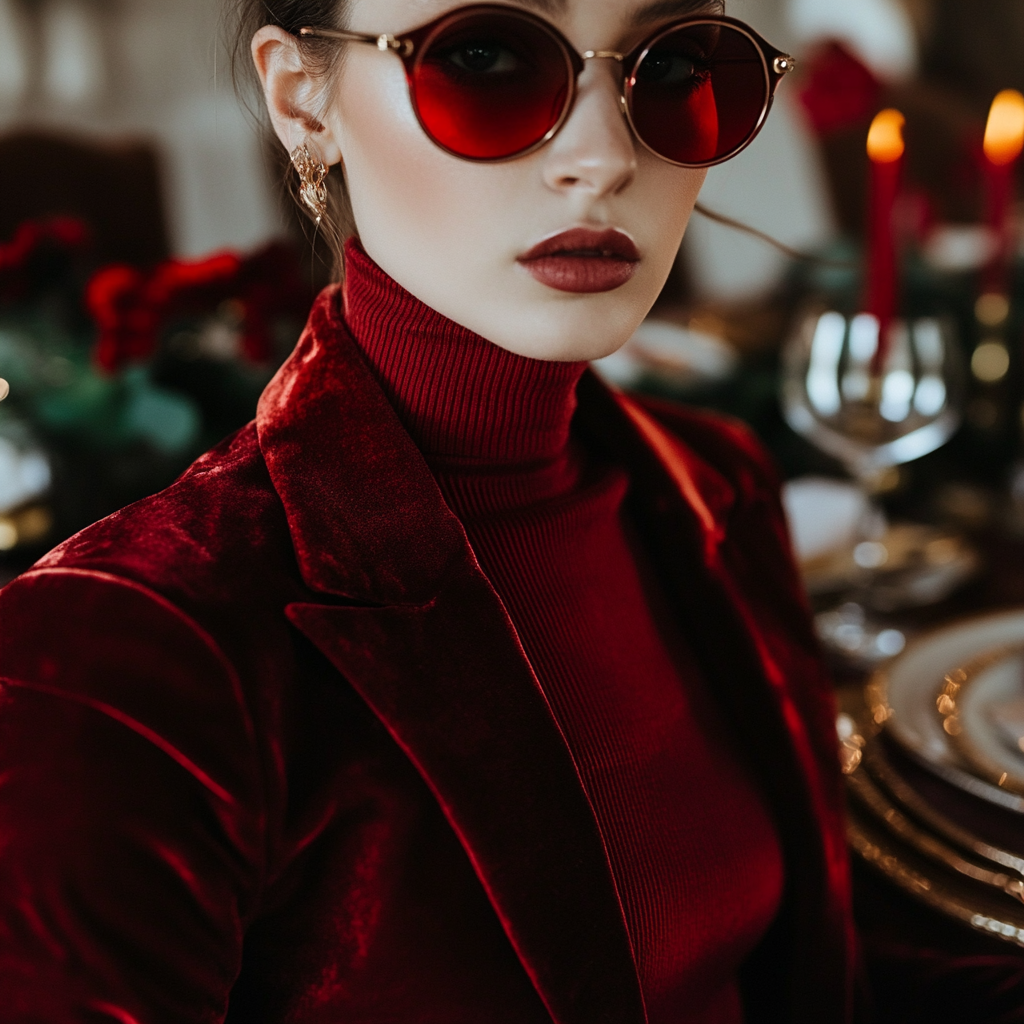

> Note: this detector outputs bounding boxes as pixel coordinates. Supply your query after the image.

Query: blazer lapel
[575,373,853,1022]
[257,292,645,1024]
[287,572,645,1024]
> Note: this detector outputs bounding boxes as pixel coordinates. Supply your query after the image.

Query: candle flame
[867,109,906,163]
[984,90,1024,166]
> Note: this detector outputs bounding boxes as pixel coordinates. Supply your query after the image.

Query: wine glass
[780,308,966,663]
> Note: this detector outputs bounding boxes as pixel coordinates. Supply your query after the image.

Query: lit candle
[981,89,1024,299]
[865,109,906,371]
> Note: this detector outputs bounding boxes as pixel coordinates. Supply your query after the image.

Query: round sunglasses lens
[629,23,768,165]
[410,11,572,160]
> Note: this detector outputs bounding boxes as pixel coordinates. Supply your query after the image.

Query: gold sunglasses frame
[298,5,796,167]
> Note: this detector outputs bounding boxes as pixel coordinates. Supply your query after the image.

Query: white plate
[956,648,1024,793]
[881,608,1024,811]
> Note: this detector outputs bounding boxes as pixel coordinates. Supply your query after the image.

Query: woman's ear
[251,25,343,165]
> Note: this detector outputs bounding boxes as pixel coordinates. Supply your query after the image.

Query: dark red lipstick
[517,228,640,293]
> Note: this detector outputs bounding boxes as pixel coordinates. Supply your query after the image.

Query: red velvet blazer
[0,287,854,1023]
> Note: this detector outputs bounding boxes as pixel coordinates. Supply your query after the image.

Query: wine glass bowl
[781,307,968,665]
[782,309,964,484]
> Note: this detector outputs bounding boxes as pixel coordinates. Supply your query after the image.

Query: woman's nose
[541,60,637,198]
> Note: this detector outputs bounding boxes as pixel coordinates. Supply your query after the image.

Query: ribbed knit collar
[342,240,588,480]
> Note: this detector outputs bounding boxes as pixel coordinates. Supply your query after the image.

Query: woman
[0,0,854,1020]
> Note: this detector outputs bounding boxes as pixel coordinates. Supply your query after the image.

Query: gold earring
[290,143,328,224]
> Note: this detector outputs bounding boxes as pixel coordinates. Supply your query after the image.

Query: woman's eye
[636,52,701,86]
[442,40,521,74]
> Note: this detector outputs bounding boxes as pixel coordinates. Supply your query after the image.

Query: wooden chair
[0,128,170,266]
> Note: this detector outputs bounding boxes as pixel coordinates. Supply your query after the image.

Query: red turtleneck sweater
[343,241,783,1024]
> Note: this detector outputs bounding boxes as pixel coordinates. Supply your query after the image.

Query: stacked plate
[842,608,1024,947]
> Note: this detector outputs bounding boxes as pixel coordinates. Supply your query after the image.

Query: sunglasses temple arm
[298,26,413,55]
[693,204,854,268]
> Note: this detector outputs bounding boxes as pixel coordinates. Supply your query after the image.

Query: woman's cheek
[335,58,472,254]
[632,163,706,291]
[648,163,706,258]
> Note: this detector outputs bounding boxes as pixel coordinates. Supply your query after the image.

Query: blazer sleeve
[0,568,266,1023]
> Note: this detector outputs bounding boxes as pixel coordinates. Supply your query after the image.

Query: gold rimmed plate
[867,608,1024,812]
[848,797,1024,948]
[846,753,1024,906]
[839,708,1024,945]
[935,644,1024,797]
[860,739,1024,879]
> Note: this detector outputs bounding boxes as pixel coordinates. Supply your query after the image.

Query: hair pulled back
[230,0,353,274]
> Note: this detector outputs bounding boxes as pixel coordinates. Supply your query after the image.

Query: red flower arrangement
[0,217,91,303]
[86,242,312,373]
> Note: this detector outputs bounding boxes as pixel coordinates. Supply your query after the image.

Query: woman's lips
[517,228,640,294]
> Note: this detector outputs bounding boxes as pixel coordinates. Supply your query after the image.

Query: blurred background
[5,0,1024,988]
[0,0,281,257]
[0,0,1023,632]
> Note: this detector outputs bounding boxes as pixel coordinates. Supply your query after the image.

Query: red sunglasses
[299,5,795,166]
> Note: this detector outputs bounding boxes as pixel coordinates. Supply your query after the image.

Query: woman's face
[257,0,718,361]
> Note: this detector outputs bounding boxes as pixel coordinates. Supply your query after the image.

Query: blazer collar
[256,286,466,606]
[256,287,735,608]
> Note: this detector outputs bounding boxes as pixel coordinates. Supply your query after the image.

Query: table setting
[839,609,1024,947]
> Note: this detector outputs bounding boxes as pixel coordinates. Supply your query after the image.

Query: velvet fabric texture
[0,275,854,1022]
[345,239,785,1024]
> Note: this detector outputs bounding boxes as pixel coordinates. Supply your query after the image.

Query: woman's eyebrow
[498,0,725,21]
[500,0,564,15]
[629,0,726,27]
[471,0,729,25]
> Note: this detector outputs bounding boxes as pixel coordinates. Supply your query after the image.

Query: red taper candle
[981,89,1024,298]
[865,109,906,372]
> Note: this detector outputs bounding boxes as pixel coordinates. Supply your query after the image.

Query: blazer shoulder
[630,394,783,502]
[0,566,267,1016]
[0,566,262,815]
[33,422,301,612]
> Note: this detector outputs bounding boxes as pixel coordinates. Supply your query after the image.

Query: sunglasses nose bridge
[576,50,630,123]
[581,50,625,62]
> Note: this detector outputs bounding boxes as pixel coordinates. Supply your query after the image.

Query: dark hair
[229,0,353,276]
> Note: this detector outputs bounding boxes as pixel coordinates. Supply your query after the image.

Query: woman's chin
[481,322,639,363]
[381,260,651,363]
[478,294,646,363]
